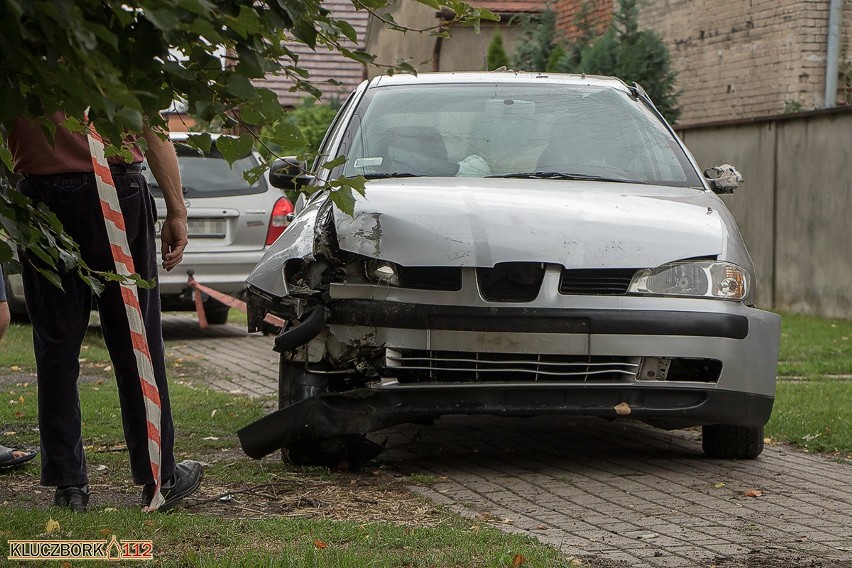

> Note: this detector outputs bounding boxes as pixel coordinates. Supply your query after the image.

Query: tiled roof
[469,0,546,14]
[256,0,369,107]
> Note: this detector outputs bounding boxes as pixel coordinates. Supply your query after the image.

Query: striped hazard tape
[186,271,285,330]
[86,124,165,512]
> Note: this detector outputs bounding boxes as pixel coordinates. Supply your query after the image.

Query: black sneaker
[53,484,90,512]
[141,460,202,512]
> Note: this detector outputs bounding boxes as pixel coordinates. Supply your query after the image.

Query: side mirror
[704,164,743,194]
[269,157,313,191]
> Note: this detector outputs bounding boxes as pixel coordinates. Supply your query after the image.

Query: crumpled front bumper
[238,382,773,459]
[238,297,780,459]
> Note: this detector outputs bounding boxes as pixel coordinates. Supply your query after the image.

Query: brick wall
[255,0,368,107]
[556,0,852,124]
[555,0,613,38]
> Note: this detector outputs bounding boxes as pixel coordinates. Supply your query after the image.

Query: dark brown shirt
[9,112,143,175]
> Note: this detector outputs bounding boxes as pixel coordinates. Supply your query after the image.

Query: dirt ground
[0,371,441,526]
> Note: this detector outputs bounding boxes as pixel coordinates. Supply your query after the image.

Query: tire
[277,358,382,468]
[702,424,765,459]
[202,299,230,325]
[278,357,329,409]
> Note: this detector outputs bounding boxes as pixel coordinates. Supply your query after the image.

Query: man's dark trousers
[20,168,176,487]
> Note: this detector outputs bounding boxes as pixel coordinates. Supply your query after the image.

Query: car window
[143,144,265,198]
[312,88,362,181]
[339,83,702,188]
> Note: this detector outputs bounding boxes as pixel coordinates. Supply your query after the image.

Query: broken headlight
[628,261,748,301]
[364,259,400,286]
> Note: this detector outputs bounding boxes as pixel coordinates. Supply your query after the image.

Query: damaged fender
[246,196,328,298]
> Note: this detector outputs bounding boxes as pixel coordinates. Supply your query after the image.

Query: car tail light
[265,197,294,245]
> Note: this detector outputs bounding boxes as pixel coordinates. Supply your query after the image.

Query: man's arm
[141,127,187,271]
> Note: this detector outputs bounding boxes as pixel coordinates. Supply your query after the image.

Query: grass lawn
[0,323,570,567]
[767,314,852,455]
[776,313,852,378]
[1,310,849,564]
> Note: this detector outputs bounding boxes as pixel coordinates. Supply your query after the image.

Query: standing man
[0,265,37,468]
[7,114,202,512]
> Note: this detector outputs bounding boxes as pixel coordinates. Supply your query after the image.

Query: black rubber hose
[273,306,328,354]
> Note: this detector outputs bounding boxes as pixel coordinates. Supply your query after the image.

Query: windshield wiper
[487,172,647,184]
[360,172,424,180]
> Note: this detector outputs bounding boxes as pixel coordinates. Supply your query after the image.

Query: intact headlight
[628,261,749,301]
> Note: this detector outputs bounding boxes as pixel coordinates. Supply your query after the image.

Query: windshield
[144,144,265,198]
[339,83,702,188]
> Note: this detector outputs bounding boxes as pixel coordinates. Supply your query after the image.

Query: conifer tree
[486,31,510,70]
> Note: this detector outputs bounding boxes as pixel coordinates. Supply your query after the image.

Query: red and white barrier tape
[86,124,164,512]
[186,273,285,330]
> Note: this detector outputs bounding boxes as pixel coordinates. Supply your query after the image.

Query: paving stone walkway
[162,314,277,398]
[162,315,852,568]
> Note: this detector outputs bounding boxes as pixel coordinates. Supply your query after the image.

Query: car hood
[333,178,732,269]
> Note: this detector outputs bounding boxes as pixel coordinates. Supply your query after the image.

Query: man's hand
[142,126,187,271]
[160,214,188,271]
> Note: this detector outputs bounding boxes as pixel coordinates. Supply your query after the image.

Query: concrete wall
[679,108,852,318]
[365,4,530,78]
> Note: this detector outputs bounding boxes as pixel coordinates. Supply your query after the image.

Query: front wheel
[702,424,765,459]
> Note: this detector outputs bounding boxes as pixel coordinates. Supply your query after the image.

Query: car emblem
[184,200,191,208]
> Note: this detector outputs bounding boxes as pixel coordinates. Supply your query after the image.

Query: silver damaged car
[238,72,781,466]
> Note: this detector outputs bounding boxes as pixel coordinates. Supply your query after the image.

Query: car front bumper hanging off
[237,383,774,459]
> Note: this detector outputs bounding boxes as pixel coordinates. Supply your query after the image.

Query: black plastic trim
[239,386,773,459]
[328,301,749,339]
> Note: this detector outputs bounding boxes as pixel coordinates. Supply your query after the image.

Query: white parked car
[4,134,293,324]
[147,134,293,323]
[237,72,781,465]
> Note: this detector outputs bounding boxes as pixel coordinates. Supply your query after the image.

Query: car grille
[559,268,637,295]
[385,349,639,383]
[399,267,462,291]
[477,263,546,302]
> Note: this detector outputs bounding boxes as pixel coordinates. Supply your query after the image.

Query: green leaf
[243,164,265,186]
[240,106,265,126]
[109,4,135,26]
[322,155,347,170]
[80,273,105,296]
[269,119,308,153]
[335,20,358,44]
[185,133,213,155]
[395,61,418,75]
[115,107,144,132]
[327,175,367,197]
[329,187,356,216]
[162,60,193,80]
[35,266,63,290]
[177,0,214,16]
[72,27,98,50]
[226,73,258,100]
[0,240,12,263]
[145,9,181,32]
[0,146,13,172]
[234,6,262,36]
[340,48,376,65]
[216,135,254,165]
[291,19,318,50]
[82,21,119,50]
